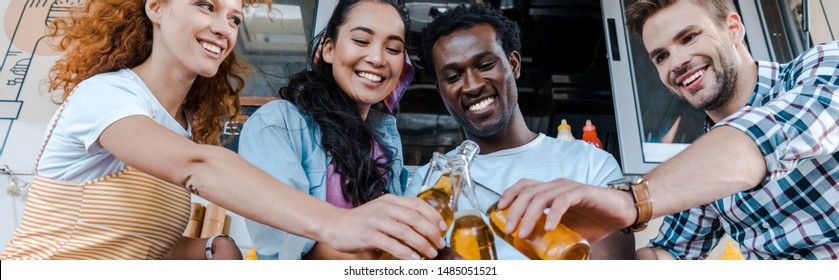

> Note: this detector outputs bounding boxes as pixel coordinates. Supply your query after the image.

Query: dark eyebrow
[438,51,497,73]
[350,26,375,35]
[387,35,405,45]
[648,48,664,60]
[647,24,701,60]
[673,25,701,43]
[350,26,405,44]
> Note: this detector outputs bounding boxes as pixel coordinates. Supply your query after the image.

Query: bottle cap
[557,119,572,131]
[583,119,596,132]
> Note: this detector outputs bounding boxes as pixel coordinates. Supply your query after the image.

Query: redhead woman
[0,0,443,260]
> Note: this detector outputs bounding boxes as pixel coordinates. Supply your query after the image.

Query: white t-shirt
[37,69,192,182]
[406,134,623,260]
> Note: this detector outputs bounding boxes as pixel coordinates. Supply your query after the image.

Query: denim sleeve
[238,103,318,260]
[648,205,726,259]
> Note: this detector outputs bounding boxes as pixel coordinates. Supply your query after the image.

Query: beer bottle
[415,152,457,231]
[456,140,480,163]
[451,210,498,260]
[415,140,479,233]
[486,201,590,260]
[377,152,457,260]
[449,154,497,260]
[377,141,480,260]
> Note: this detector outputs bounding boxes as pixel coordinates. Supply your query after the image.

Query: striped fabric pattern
[0,168,190,260]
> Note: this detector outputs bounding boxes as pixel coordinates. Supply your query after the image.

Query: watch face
[609,176,641,185]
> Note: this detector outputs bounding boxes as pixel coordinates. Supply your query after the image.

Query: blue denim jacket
[238,100,407,260]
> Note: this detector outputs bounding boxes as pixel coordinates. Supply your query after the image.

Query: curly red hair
[46,0,269,145]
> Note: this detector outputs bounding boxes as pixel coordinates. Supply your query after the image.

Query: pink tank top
[325,140,389,208]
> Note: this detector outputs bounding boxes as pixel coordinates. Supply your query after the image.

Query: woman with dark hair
[0,0,442,260]
[238,0,437,259]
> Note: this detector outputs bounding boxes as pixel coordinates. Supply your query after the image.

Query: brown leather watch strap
[627,179,652,233]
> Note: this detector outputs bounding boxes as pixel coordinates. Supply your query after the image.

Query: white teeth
[468,97,495,111]
[357,72,383,83]
[201,42,221,54]
[682,69,704,86]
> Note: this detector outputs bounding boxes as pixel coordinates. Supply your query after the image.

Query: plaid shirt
[650,41,839,260]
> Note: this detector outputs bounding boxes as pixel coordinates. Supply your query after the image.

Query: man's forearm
[644,126,766,219]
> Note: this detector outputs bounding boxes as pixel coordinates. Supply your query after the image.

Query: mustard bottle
[720,242,744,260]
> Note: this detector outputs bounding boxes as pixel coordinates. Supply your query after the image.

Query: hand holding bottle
[323,194,447,260]
[496,178,637,244]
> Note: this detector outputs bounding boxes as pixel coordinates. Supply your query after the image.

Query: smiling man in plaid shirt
[495,0,837,260]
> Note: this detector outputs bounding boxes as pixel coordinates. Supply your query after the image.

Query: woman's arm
[99,116,445,260]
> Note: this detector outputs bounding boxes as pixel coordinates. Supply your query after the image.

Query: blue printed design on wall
[1,1,82,156]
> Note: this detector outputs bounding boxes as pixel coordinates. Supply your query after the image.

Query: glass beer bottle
[377,141,480,260]
[416,152,456,231]
[377,152,455,260]
[486,201,590,260]
[449,153,497,260]
[451,210,498,260]
[416,140,479,233]
[456,140,480,163]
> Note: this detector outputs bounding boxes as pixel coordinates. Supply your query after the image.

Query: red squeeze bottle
[581,119,603,149]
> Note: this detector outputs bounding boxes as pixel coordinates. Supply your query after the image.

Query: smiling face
[431,24,521,138]
[642,0,741,111]
[321,2,406,115]
[150,0,243,78]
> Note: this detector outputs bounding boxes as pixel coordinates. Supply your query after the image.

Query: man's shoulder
[783,41,839,75]
[540,137,614,158]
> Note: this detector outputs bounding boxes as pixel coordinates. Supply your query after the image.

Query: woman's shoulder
[66,69,150,106]
[71,69,149,102]
[77,69,143,91]
[247,99,313,130]
[251,99,304,119]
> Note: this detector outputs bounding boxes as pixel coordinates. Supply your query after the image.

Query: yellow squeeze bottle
[556,119,575,141]
[244,248,259,260]
[720,242,744,260]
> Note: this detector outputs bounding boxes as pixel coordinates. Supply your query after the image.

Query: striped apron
[0,88,190,260]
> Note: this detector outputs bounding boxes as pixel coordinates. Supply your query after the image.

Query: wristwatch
[205,234,233,260]
[607,176,652,233]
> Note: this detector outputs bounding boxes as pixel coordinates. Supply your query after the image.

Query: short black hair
[419,4,521,79]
